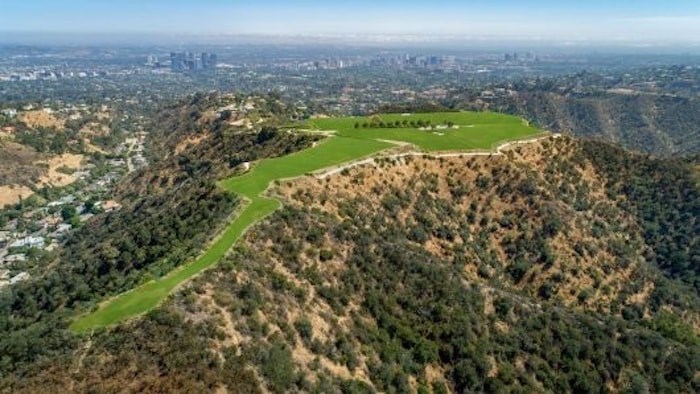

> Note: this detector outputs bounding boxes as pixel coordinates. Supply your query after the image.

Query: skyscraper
[201,53,218,70]
[170,52,217,72]
[170,52,186,72]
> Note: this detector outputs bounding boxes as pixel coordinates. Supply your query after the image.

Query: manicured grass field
[70,137,391,332]
[71,111,541,332]
[309,112,542,152]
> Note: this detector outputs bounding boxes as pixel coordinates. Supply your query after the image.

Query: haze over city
[1,0,699,46]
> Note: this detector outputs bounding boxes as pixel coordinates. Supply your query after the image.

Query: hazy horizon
[1,0,699,47]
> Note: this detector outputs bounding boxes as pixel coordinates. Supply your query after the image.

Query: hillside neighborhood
[0,105,147,288]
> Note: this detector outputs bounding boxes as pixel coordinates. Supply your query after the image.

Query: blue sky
[1,1,699,42]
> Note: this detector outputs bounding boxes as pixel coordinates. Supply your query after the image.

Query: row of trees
[354,117,455,130]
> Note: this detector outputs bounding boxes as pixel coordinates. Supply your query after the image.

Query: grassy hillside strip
[70,137,391,331]
[71,111,541,331]
[0,95,319,375]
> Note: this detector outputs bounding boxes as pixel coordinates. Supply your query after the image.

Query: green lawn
[70,111,541,332]
[309,112,542,152]
[70,137,391,332]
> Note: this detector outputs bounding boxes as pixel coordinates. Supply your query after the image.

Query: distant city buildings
[202,53,218,70]
[146,54,161,68]
[505,52,537,62]
[169,52,217,73]
[143,52,218,73]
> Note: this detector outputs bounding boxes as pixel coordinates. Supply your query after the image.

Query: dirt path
[69,336,93,391]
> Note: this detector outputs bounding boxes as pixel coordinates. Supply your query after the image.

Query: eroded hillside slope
[9,136,699,393]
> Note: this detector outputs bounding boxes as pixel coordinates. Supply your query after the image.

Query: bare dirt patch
[82,140,107,154]
[0,142,44,186]
[175,133,209,155]
[37,153,85,187]
[20,110,64,130]
[79,122,109,136]
[0,185,34,207]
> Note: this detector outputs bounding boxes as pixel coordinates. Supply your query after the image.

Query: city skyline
[0,1,699,45]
